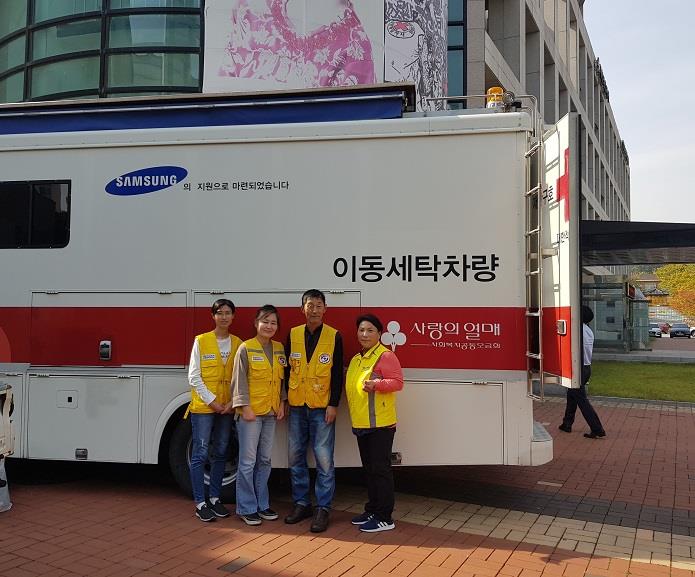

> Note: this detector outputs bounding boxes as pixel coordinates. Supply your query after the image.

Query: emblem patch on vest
[202,354,216,360]
[319,353,331,364]
[277,356,287,366]
[251,355,264,362]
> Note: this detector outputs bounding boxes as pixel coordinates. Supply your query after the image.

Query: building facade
[0,0,628,222]
[472,0,630,223]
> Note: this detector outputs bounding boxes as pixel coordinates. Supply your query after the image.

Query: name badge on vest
[289,352,302,359]
[251,355,264,362]
[318,353,331,364]
[202,354,216,360]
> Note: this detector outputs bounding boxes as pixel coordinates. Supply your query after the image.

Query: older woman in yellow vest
[187,299,241,522]
[346,313,404,533]
[230,304,287,526]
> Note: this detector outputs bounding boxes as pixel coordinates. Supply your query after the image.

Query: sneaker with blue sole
[359,517,395,533]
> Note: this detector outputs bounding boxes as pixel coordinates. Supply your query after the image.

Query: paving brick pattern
[1,396,695,576]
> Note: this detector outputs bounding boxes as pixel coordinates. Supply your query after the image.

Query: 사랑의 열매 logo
[105,166,188,196]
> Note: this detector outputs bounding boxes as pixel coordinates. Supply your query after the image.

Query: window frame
[0,179,71,249]
[0,0,203,102]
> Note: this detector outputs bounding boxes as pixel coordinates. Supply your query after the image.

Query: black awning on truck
[582,220,695,265]
[0,83,416,136]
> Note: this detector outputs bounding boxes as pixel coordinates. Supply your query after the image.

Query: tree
[654,264,695,294]
[669,290,695,319]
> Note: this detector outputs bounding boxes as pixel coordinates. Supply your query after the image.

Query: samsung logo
[106,166,188,196]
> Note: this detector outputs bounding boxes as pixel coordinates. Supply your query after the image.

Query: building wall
[0,1,203,102]
[0,0,628,223]
[470,0,630,223]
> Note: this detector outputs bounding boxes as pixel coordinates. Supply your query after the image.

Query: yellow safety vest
[189,331,241,414]
[345,343,397,428]
[242,337,285,416]
[287,324,337,408]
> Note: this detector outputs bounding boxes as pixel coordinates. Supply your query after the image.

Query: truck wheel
[168,417,238,502]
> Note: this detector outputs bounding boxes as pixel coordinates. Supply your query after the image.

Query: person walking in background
[346,314,403,533]
[187,299,241,522]
[230,305,287,526]
[284,289,343,533]
[559,305,606,439]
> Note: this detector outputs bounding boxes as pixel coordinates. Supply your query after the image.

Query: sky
[583,1,694,223]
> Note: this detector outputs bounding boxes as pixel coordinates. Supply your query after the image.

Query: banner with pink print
[203,0,384,92]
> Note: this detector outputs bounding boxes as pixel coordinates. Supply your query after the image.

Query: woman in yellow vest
[187,299,241,522]
[346,313,404,533]
[230,304,287,526]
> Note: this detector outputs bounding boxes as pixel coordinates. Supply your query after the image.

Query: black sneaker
[558,424,571,433]
[208,500,230,518]
[195,504,216,522]
[258,508,279,521]
[239,513,262,526]
[360,517,395,533]
[351,511,373,525]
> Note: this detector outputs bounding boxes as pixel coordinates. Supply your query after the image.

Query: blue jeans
[189,412,234,505]
[288,406,336,509]
[235,415,276,515]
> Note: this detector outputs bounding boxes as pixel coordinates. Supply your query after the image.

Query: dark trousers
[562,365,605,434]
[356,427,396,522]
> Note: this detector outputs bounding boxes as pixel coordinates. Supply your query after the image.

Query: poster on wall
[203,0,385,93]
[384,0,448,111]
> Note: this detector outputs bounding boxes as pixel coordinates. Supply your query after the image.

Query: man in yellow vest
[284,289,344,532]
[187,299,241,522]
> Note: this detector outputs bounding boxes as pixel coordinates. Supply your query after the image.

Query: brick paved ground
[2,396,695,577]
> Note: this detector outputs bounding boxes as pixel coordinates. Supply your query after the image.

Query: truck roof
[0,83,417,136]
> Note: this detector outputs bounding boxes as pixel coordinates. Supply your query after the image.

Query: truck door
[541,113,581,389]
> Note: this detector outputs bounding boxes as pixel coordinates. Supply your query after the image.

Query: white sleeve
[188,339,217,405]
[583,324,594,365]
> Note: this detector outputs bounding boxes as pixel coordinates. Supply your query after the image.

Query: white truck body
[0,87,579,493]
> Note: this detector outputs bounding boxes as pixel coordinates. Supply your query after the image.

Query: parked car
[669,323,691,338]
[691,326,695,338]
[649,323,662,338]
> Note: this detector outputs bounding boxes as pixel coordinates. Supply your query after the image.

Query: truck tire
[168,417,239,503]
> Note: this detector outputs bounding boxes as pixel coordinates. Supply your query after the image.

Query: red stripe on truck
[0,306,554,371]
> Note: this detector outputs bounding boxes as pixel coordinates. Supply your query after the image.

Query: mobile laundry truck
[0,84,581,499]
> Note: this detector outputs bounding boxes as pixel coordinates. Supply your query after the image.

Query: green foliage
[590,361,695,402]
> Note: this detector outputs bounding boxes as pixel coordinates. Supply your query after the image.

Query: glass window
[110,0,200,8]
[109,14,200,48]
[0,71,24,103]
[447,50,464,96]
[0,181,70,248]
[108,52,198,87]
[0,36,26,73]
[448,26,464,47]
[34,0,101,24]
[30,56,100,98]
[448,1,465,22]
[32,19,101,60]
[0,2,27,39]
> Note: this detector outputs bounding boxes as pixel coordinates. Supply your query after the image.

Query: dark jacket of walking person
[559,305,606,439]
[346,314,403,533]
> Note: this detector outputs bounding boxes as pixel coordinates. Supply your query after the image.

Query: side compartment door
[541,113,581,388]
[27,373,140,462]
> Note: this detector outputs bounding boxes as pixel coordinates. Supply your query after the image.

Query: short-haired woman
[345,313,403,532]
[230,305,287,525]
[187,299,241,522]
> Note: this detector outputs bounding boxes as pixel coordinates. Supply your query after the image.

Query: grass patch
[590,361,695,402]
